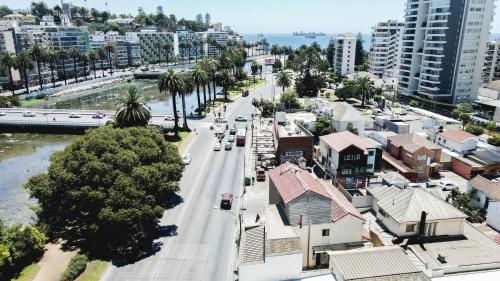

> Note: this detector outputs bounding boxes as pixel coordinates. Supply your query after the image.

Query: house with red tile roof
[268,162,367,268]
[436,130,478,154]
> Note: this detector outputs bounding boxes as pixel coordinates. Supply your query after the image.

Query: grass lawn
[165,131,189,147]
[11,264,40,281]
[75,260,110,281]
[228,79,266,100]
[20,98,45,107]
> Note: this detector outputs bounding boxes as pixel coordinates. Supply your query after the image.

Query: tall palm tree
[97,48,106,77]
[163,42,172,65]
[186,42,193,64]
[14,52,34,94]
[0,52,17,94]
[191,66,208,115]
[352,76,375,107]
[28,44,45,91]
[56,48,68,85]
[68,47,81,83]
[115,87,151,128]
[178,42,186,64]
[45,50,58,88]
[81,52,89,81]
[158,69,184,131]
[103,45,115,76]
[192,40,199,62]
[88,51,98,79]
[179,73,194,130]
[276,70,293,92]
[217,69,235,103]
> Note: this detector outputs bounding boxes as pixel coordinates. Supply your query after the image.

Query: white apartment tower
[334,32,357,76]
[370,20,404,77]
[483,41,500,84]
[398,0,495,105]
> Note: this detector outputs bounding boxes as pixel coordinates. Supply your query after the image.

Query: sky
[4,0,500,34]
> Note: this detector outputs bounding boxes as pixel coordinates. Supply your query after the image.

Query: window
[328,148,332,157]
[417,155,427,161]
[322,229,330,236]
[367,164,374,170]
[406,224,416,233]
[368,150,375,156]
[342,168,352,175]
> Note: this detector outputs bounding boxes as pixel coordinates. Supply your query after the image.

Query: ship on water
[293,31,326,38]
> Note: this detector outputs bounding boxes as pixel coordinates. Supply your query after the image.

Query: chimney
[418,211,427,239]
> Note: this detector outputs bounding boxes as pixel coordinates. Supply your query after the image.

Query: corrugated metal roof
[268,162,331,204]
[469,175,500,201]
[241,226,264,264]
[368,186,467,223]
[330,246,425,280]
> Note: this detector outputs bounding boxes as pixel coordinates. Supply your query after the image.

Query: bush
[244,177,251,186]
[465,125,484,136]
[280,90,301,109]
[409,100,419,107]
[60,254,88,281]
[488,136,500,146]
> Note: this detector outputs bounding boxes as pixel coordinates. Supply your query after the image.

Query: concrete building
[468,174,500,231]
[451,147,500,179]
[319,131,382,188]
[435,130,478,154]
[483,41,500,84]
[177,28,205,61]
[127,42,141,66]
[0,29,19,91]
[274,117,314,166]
[368,131,397,148]
[126,31,178,65]
[370,20,404,77]
[334,33,357,76]
[398,0,496,105]
[205,29,228,56]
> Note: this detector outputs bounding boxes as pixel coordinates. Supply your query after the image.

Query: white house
[317,102,373,136]
[468,175,500,231]
[436,130,478,154]
[368,131,397,148]
[368,186,467,237]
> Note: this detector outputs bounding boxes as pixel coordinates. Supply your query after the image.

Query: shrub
[488,136,500,146]
[409,100,419,107]
[60,254,88,281]
[465,125,484,136]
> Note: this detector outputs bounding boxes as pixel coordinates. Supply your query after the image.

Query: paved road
[100,73,278,281]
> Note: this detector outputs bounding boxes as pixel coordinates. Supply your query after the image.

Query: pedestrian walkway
[33,242,77,281]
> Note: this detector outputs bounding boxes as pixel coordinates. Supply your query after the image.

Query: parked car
[22,111,36,117]
[215,118,228,123]
[214,143,222,151]
[164,115,175,121]
[426,182,438,189]
[182,154,192,165]
[439,180,455,191]
[228,135,235,142]
[92,113,105,119]
[0,111,6,116]
[69,113,81,118]
[220,193,233,210]
[406,183,421,188]
[235,115,247,122]
[225,142,232,150]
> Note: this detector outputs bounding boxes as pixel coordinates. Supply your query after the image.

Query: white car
[165,115,175,121]
[228,135,235,142]
[235,115,247,122]
[182,154,192,165]
[69,113,81,118]
[214,143,222,151]
[225,142,232,150]
[439,181,455,191]
[0,111,6,116]
[22,111,36,117]
[406,183,421,188]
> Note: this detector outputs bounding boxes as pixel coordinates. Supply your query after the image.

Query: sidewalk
[33,242,77,281]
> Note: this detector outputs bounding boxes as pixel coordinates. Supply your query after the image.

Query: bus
[236,129,246,146]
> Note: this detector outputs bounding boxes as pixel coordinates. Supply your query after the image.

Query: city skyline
[5,0,500,34]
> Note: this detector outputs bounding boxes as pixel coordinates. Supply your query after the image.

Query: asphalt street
[101,71,278,281]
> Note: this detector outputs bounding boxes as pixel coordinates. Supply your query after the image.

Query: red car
[220,193,233,210]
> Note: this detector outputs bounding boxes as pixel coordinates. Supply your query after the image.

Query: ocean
[241,33,371,50]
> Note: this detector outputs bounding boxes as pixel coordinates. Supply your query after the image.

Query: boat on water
[293,31,326,37]
[305,35,316,39]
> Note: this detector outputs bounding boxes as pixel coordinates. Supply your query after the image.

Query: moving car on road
[0,111,6,116]
[69,113,82,118]
[214,143,222,151]
[22,111,36,117]
[439,180,455,191]
[220,193,233,210]
[256,167,266,181]
[229,127,237,135]
[236,129,246,146]
[92,112,105,119]
[228,135,235,142]
[182,154,192,165]
[225,142,232,150]
[164,115,175,121]
[235,115,247,122]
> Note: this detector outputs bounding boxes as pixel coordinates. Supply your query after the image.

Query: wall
[486,201,500,231]
[277,135,314,166]
[239,252,303,281]
[288,192,331,225]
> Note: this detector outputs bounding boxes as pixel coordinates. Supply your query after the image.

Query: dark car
[229,127,237,135]
[220,193,233,210]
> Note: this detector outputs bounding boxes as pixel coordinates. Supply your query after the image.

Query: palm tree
[276,70,293,92]
[191,66,208,115]
[0,52,17,94]
[97,48,106,77]
[68,47,81,83]
[45,50,58,88]
[217,69,235,103]
[56,48,68,85]
[352,77,375,107]
[186,42,193,64]
[178,42,186,64]
[28,44,45,91]
[88,51,98,79]
[179,73,194,130]
[115,87,151,128]
[158,69,184,131]
[163,42,172,65]
[192,40,200,62]
[81,52,89,81]
[14,52,34,94]
[103,45,114,76]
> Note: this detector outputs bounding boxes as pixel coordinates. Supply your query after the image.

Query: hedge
[60,254,88,281]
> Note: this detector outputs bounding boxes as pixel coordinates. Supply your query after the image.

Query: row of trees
[0,44,115,94]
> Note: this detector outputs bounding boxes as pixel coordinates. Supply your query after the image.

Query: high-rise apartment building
[205,30,228,56]
[398,0,495,105]
[370,20,404,77]
[334,32,357,76]
[126,30,178,64]
[483,41,500,84]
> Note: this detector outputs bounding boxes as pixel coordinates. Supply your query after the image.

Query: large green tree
[115,87,152,128]
[26,126,184,258]
[352,77,374,107]
[276,70,293,92]
[354,32,365,66]
[314,115,336,142]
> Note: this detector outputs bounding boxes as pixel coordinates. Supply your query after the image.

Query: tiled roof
[269,162,331,204]
[330,246,428,281]
[470,175,500,201]
[368,186,467,223]
[320,131,379,153]
[438,130,477,143]
[387,133,441,153]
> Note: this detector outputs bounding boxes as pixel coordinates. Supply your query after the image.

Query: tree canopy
[26,126,184,259]
[280,90,301,109]
[313,115,336,142]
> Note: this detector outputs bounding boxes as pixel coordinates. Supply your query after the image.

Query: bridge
[0,108,170,134]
